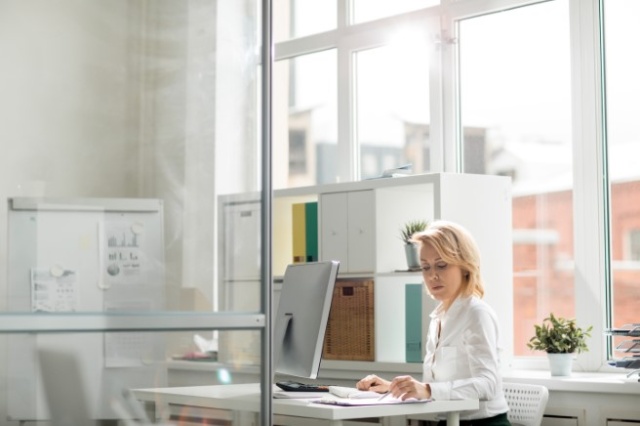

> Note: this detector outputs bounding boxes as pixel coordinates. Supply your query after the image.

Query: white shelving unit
[217,172,513,367]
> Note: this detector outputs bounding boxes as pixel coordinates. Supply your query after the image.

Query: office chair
[503,382,549,426]
[38,347,94,426]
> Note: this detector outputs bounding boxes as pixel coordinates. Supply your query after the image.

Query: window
[274,0,337,42]
[289,128,308,174]
[355,35,432,179]
[274,0,627,371]
[603,0,640,357]
[458,0,573,356]
[352,0,439,24]
[273,50,338,189]
[628,230,640,262]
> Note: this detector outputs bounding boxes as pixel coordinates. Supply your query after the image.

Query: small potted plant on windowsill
[399,219,428,271]
[527,313,593,376]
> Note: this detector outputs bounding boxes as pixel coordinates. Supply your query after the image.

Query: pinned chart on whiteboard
[103,220,146,287]
[31,266,78,312]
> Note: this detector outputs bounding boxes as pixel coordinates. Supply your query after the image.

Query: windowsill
[502,369,640,394]
[168,360,640,395]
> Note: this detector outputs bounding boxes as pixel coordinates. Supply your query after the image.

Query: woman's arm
[388,375,432,400]
[358,374,432,400]
[355,374,390,393]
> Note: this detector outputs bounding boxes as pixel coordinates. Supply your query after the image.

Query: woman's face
[420,242,465,310]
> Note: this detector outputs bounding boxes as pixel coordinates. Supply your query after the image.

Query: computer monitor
[274,260,339,379]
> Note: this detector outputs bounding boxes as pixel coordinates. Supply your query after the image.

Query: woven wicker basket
[322,278,375,361]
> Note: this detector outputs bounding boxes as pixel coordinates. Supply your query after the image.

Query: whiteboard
[6,197,167,421]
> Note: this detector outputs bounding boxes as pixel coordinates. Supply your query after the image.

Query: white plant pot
[547,353,573,376]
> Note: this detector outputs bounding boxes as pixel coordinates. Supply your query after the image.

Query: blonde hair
[411,220,484,298]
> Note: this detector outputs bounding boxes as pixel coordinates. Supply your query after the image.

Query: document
[307,386,432,406]
[273,391,329,399]
[312,394,430,406]
[31,267,78,312]
[103,220,145,286]
[327,386,381,399]
[104,301,152,368]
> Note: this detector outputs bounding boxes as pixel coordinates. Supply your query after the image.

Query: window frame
[445,0,611,372]
[274,0,618,372]
[275,4,441,183]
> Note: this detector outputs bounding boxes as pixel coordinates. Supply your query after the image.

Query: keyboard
[275,381,330,392]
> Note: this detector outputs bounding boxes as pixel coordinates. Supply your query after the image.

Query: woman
[356,220,510,425]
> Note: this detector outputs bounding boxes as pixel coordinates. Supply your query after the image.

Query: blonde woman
[357,221,510,426]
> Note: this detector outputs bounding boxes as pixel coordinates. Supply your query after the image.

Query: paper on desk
[313,394,429,406]
[327,386,381,399]
[273,391,329,399]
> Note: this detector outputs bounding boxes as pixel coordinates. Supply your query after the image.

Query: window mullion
[570,0,609,371]
[337,41,356,182]
[439,16,459,173]
[338,0,349,29]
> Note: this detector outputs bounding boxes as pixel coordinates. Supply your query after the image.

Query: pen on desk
[377,391,391,401]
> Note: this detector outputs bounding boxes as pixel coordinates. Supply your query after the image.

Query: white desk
[133,383,478,426]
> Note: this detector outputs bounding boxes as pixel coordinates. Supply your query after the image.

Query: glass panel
[2,330,263,423]
[273,50,338,188]
[603,0,640,358]
[0,0,266,420]
[273,0,337,42]
[458,1,573,356]
[0,1,260,314]
[352,0,439,24]
[355,35,431,180]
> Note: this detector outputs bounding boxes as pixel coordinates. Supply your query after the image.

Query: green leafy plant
[527,313,593,354]
[399,220,428,244]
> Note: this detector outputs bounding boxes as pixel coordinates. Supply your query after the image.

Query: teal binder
[405,283,423,363]
[305,202,318,262]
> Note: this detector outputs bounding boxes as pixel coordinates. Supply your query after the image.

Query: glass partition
[5,329,264,424]
[0,0,269,423]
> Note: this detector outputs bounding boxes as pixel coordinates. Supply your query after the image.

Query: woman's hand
[388,375,432,401]
[356,374,390,393]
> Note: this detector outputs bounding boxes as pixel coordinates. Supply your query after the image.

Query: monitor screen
[274,260,339,379]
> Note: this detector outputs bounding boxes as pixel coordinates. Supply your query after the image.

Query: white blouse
[423,295,509,420]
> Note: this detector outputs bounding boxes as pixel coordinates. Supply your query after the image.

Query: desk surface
[133,383,478,422]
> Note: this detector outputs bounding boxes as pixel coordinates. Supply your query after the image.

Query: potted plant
[527,313,593,376]
[399,219,428,270]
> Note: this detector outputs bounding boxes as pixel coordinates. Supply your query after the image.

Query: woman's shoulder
[460,296,498,319]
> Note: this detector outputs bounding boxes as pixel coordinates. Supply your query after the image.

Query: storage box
[323,278,375,361]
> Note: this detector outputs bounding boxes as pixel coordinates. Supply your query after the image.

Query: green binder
[405,283,423,363]
[305,202,318,262]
